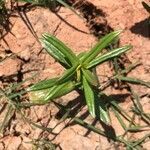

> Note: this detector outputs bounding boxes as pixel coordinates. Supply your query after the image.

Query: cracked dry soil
[0,0,150,149]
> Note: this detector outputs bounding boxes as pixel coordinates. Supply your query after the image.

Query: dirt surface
[0,0,150,149]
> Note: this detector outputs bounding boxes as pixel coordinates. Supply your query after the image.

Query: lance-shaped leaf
[98,104,110,124]
[82,76,95,117]
[29,81,77,104]
[41,34,78,66]
[95,93,110,124]
[81,30,122,65]
[77,52,87,60]
[81,68,98,86]
[27,77,59,91]
[28,87,55,104]
[56,64,78,84]
[41,38,70,67]
[86,45,132,69]
[44,81,77,101]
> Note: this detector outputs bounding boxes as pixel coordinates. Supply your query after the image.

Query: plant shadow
[109,93,130,103]
[130,17,150,38]
[53,92,130,141]
[16,3,39,41]
[70,0,113,38]
[55,94,86,120]
[0,7,15,47]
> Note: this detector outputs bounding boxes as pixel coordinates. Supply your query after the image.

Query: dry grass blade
[130,88,150,125]
[116,76,150,88]
[100,93,135,124]
[112,107,127,130]
[56,0,81,18]
[0,104,15,135]
[132,133,150,147]
[130,88,143,112]
[74,118,134,149]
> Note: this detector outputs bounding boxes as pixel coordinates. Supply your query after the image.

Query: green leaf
[27,77,58,91]
[81,68,98,86]
[82,76,95,117]
[28,87,55,104]
[142,1,150,13]
[82,30,122,65]
[46,81,77,100]
[29,81,76,103]
[77,52,87,60]
[41,34,78,66]
[98,104,110,124]
[96,93,110,124]
[41,36,71,67]
[44,81,76,101]
[57,64,78,84]
[86,45,132,69]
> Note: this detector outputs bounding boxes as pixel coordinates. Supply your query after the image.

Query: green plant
[27,30,132,124]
